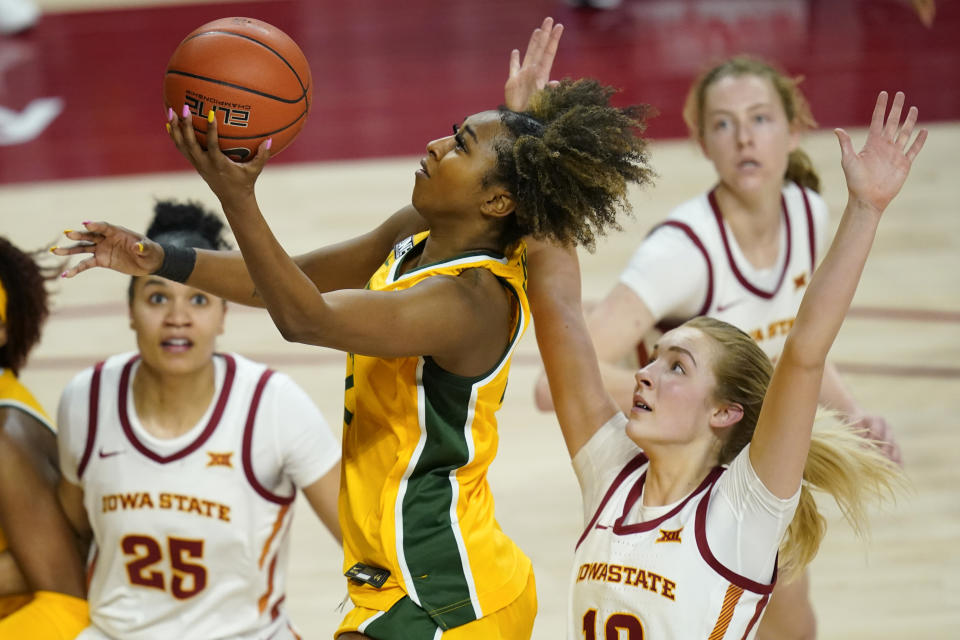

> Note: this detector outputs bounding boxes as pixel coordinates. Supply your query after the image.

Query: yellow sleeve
[0,591,89,639]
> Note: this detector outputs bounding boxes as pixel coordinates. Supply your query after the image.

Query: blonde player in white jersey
[55,201,341,640]
[534,55,901,639]
[528,90,922,639]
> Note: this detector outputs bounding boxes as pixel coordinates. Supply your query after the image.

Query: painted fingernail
[165,123,171,134]
[167,107,174,121]
[182,104,190,118]
[136,242,144,253]
[82,220,92,225]
[207,108,215,123]
[63,229,73,234]
[60,272,68,279]
[49,246,58,254]
[265,138,273,150]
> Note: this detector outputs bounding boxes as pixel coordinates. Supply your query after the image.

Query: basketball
[163,17,311,162]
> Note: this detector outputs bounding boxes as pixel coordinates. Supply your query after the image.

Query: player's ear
[710,402,743,430]
[480,189,515,219]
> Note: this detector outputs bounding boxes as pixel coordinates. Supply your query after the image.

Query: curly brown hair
[487,79,655,250]
[0,237,58,375]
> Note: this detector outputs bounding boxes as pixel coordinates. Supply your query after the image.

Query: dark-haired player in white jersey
[55,201,341,640]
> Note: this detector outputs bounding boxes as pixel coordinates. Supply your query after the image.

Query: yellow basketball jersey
[340,232,532,630]
[0,369,56,618]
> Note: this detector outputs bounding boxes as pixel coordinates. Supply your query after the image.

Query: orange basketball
[163,17,311,162]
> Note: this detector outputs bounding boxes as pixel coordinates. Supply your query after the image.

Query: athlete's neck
[641,441,719,508]
[714,181,784,270]
[412,221,504,271]
[131,359,217,440]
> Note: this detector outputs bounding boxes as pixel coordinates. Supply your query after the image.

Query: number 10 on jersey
[583,609,645,639]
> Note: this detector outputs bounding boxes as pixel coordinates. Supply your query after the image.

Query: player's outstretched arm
[527,239,621,457]
[534,284,657,413]
[749,91,926,499]
[53,205,426,307]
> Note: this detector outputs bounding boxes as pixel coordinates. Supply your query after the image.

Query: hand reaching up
[834,91,927,217]
[504,17,564,112]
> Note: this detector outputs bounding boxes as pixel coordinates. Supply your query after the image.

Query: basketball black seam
[181,29,308,94]
[166,70,306,104]
[196,108,309,140]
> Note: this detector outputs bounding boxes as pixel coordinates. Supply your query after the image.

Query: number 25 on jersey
[122,534,207,598]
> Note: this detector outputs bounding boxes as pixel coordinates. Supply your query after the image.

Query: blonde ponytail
[778,411,904,581]
[786,148,821,194]
[683,317,905,583]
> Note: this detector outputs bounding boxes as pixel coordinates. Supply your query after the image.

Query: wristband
[153,244,197,283]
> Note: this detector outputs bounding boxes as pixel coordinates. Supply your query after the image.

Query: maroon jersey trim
[647,220,715,317]
[694,479,777,594]
[242,369,296,505]
[576,452,648,551]
[77,361,105,479]
[636,220,715,365]
[741,591,772,639]
[708,188,792,300]
[612,465,723,535]
[799,185,817,271]
[118,353,236,464]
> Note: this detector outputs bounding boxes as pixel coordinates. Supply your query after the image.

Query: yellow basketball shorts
[336,570,537,640]
[0,590,89,640]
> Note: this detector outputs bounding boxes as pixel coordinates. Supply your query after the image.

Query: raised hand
[504,17,564,112]
[834,91,927,217]
[52,221,162,278]
[165,106,271,209]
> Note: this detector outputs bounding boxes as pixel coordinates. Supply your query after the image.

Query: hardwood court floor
[1,0,958,638]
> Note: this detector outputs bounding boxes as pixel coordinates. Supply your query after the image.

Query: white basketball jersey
[67,353,303,640]
[570,453,775,640]
[642,182,823,362]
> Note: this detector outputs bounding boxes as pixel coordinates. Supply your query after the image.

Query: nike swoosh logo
[716,299,743,312]
[98,448,123,458]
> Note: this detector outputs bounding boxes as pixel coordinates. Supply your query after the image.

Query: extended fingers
[895,105,918,148]
[834,127,855,160]
[60,255,99,279]
[179,103,200,149]
[540,22,563,75]
[528,18,554,60]
[205,108,220,158]
[869,91,888,133]
[905,127,928,163]
[883,91,906,139]
[508,48,520,78]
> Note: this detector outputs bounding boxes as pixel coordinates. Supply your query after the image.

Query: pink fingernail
[82,220,92,225]
[60,272,68,279]
[265,138,273,150]
[182,104,190,118]
[167,107,174,121]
